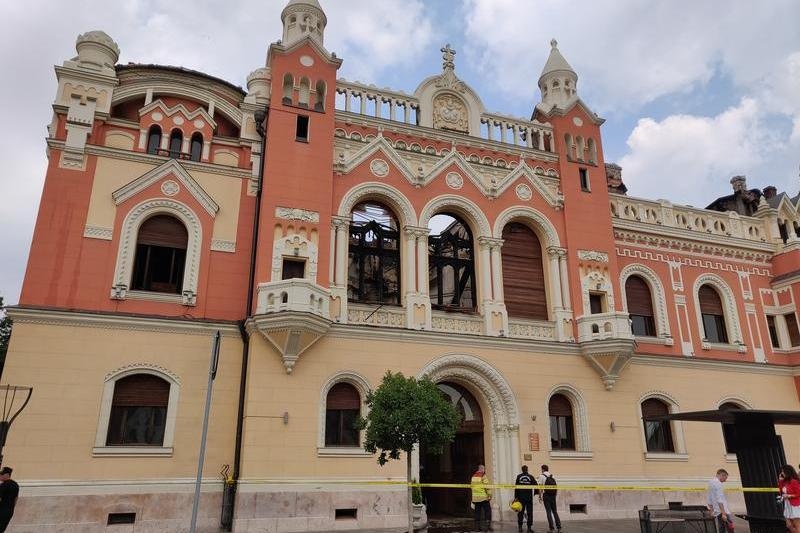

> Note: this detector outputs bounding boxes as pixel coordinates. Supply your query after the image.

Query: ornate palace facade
[5,0,800,530]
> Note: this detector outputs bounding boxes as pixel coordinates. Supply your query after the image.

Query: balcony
[576,312,636,391]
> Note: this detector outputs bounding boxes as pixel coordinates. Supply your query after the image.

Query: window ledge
[725,453,737,463]
[549,451,593,460]
[644,452,689,462]
[126,290,185,305]
[93,446,173,457]
[635,336,674,346]
[702,342,746,353]
[771,347,799,354]
[317,447,373,458]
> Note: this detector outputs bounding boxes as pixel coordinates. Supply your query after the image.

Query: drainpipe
[225,107,267,531]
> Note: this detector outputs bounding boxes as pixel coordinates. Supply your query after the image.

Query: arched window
[348,202,401,305]
[299,77,311,108]
[699,284,728,343]
[315,80,326,112]
[146,125,162,155]
[641,398,674,453]
[169,129,183,158]
[501,223,547,320]
[106,374,170,446]
[720,402,743,454]
[189,133,203,162]
[626,275,656,336]
[282,73,294,105]
[131,215,188,294]
[564,133,573,160]
[587,138,597,164]
[549,394,575,450]
[428,213,476,311]
[576,136,585,161]
[325,383,360,447]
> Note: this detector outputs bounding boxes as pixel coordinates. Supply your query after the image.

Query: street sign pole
[190,331,221,533]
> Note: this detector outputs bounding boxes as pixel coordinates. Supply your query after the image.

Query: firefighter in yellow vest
[471,464,493,532]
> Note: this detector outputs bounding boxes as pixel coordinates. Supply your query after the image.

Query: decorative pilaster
[405,226,432,330]
[479,237,508,336]
[330,216,350,323]
[548,247,574,342]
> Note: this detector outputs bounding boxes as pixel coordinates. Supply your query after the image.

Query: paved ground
[427,517,750,533]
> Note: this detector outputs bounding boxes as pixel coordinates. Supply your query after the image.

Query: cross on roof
[441,44,456,71]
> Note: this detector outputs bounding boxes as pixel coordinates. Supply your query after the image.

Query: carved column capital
[478,236,504,250]
[331,215,350,230]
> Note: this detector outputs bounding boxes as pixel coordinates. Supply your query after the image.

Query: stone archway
[416,354,520,520]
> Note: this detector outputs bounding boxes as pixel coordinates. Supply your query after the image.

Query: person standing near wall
[514,465,537,532]
[538,465,561,533]
[778,464,800,533]
[471,464,492,532]
[0,467,19,533]
[706,468,730,533]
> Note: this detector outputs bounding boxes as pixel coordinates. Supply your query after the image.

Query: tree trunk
[407,451,413,533]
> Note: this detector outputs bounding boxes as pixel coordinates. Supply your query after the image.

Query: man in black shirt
[0,467,19,532]
[514,465,537,532]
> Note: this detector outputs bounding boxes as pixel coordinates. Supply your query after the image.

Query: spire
[281,0,327,47]
[538,38,578,110]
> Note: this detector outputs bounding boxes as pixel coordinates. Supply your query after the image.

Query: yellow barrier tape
[243,479,777,493]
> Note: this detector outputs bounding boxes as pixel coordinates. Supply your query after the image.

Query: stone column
[558,248,571,310]
[490,240,505,303]
[328,223,336,285]
[403,227,417,294]
[406,227,432,330]
[478,238,493,303]
[332,216,349,287]
[416,230,429,296]
[547,247,563,310]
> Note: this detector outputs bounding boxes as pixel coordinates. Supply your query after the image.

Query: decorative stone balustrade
[347,304,406,328]
[335,79,420,125]
[507,319,557,341]
[479,112,554,152]
[255,279,330,317]
[431,311,483,335]
[576,312,634,343]
[610,195,768,243]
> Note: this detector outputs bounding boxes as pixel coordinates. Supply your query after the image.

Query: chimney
[730,175,747,193]
[763,186,777,199]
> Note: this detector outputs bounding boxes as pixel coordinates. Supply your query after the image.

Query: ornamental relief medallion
[432,93,468,133]
[369,159,389,177]
[515,183,533,201]
[445,172,464,190]
[160,180,180,197]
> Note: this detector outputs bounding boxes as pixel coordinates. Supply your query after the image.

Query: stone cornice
[6,306,241,337]
[613,219,775,254]
[630,354,795,376]
[615,230,773,266]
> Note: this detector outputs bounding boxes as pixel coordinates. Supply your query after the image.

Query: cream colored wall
[240,331,800,484]
[2,322,243,481]
[84,156,243,244]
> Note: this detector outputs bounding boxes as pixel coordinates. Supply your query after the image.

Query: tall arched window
[626,275,656,336]
[641,398,674,453]
[699,284,728,343]
[299,77,311,108]
[315,80,326,112]
[146,125,162,155]
[106,374,170,446]
[549,394,575,450]
[131,215,188,294]
[501,223,547,320]
[428,214,476,311]
[587,138,597,164]
[282,73,294,105]
[325,383,360,447]
[169,129,183,158]
[348,202,400,305]
[720,402,743,454]
[189,133,203,162]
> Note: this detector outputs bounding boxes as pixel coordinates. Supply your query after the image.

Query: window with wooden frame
[549,394,575,451]
[589,293,605,314]
[348,202,400,305]
[168,129,183,158]
[501,223,548,320]
[641,398,674,453]
[625,275,656,336]
[131,215,188,294]
[784,313,800,347]
[325,383,360,447]
[106,374,169,446]
[282,259,305,280]
[146,125,162,155]
[719,402,743,454]
[428,214,476,311]
[189,132,203,162]
[699,284,728,343]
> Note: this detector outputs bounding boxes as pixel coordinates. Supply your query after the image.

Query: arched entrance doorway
[421,382,485,517]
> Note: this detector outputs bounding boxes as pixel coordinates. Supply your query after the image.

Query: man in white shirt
[706,468,730,533]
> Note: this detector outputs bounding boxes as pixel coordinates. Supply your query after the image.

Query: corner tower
[281,0,327,47]
[538,39,578,111]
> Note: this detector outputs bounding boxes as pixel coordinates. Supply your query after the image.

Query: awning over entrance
[645,408,800,425]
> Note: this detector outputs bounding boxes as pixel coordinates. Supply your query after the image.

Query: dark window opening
[168,129,183,158]
[146,126,162,155]
[579,168,590,192]
[296,115,309,142]
[779,221,789,243]
[641,398,674,453]
[549,394,575,451]
[325,383,360,447]
[428,214,476,311]
[348,202,400,305]
[335,509,358,520]
[569,504,588,514]
[767,315,780,348]
[131,215,188,294]
[106,374,169,446]
[625,276,656,336]
[282,259,306,280]
[108,513,136,525]
[589,293,604,314]
[720,402,742,454]
[785,313,800,347]
[699,285,728,343]
[189,133,203,162]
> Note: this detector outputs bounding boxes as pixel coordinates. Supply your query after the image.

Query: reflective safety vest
[471,473,491,502]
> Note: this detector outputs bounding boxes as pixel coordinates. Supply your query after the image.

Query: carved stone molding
[445,172,464,190]
[275,206,320,223]
[577,250,609,263]
[369,158,389,177]
[104,362,181,385]
[337,181,418,227]
[83,225,113,240]
[433,93,469,133]
[619,263,672,340]
[419,194,491,237]
[515,183,532,201]
[691,273,745,347]
[492,206,560,247]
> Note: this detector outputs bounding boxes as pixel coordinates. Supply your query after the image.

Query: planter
[412,503,428,531]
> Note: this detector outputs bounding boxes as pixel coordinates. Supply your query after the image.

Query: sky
[0,0,799,306]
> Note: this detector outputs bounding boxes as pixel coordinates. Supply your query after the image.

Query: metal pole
[190,331,221,533]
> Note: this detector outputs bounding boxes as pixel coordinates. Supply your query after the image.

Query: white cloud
[618,98,790,204]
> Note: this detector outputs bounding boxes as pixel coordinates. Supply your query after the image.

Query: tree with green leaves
[0,298,11,379]
[357,371,460,533]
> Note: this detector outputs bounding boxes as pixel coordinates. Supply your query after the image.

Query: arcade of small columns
[327,214,573,338]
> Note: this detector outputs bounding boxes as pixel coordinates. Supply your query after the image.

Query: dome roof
[539,39,576,83]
